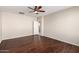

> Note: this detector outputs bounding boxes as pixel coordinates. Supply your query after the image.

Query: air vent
[19,12,25,14]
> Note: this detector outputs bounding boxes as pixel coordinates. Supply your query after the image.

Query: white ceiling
[0,6,72,17]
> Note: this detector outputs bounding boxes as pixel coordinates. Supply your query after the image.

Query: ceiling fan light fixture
[34,11,38,14]
[28,6,45,14]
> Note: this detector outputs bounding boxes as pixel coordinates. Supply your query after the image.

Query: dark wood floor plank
[0,35,79,53]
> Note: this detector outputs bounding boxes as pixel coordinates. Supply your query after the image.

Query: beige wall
[44,7,79,46]
[0,11,2,43]
[2,12,36,40]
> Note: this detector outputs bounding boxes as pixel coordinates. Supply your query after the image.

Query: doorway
[33,20,40,35]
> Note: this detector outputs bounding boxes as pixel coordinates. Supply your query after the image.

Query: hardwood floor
[0,35,79,53]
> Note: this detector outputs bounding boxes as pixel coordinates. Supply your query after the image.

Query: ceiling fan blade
[34,6,37,11]
[38,6,42,10]
[38,10,45,12]
[28,7,34,10]
[29,11,33,13]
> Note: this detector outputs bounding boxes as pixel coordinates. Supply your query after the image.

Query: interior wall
[0,11,2,43]
[2,11,36,40]
[44,7,79,46]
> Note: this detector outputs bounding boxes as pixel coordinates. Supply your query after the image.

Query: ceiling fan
[28,6,45,14]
